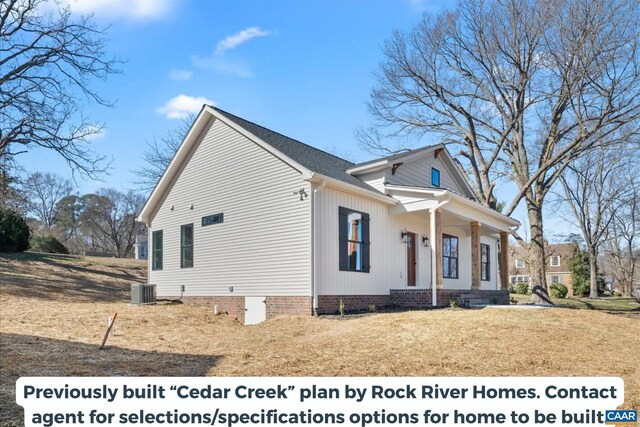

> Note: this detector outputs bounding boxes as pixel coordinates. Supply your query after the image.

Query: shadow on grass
[0,332,221,426]
[0,252,146,303]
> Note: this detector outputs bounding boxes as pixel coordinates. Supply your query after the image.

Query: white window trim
[550,256,560,267]
[515,259,524,268]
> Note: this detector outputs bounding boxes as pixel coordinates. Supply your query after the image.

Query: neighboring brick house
[509,243,575,295]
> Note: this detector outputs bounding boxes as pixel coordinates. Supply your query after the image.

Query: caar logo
[606,410,638,426]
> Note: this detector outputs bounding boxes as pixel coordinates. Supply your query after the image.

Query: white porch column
[429,208,439,306]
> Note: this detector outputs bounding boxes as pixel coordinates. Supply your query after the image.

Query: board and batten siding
[386,155,463,194]
[315,187,431,296]
[148,118,311,297]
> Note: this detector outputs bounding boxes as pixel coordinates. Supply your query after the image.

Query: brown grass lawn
[1,253,639,426]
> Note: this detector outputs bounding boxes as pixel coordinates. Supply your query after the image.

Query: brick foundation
[180,296,246,323]
[265,296,313,319]
[177,289,509,322]
[316,295,391,315]
[390,288,510,308]
[177,295,313,323]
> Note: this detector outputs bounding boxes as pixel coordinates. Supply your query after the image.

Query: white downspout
[311,179,327,315]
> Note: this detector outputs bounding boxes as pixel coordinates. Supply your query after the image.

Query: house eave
[306,173,398,205]
[385,184,520,228]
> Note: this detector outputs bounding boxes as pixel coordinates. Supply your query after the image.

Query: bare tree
[21,172,73,231]
[0,0,121,176]
[557,145,639,298]
[132,116,192,191]
[604,163,640,297]
[80,189,145,258]
[363,0,640,299]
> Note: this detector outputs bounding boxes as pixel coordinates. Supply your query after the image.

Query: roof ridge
[212,106,356,167]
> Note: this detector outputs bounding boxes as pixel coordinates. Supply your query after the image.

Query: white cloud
[65,0,173,20]
[156,95,215,119]
[215,27,272,55]
[84,126,106,140]
[168,69,193,81]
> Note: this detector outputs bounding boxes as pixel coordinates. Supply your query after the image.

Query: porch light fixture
[400,228,409,244]
[293,188,308,201]
[422,236,430,247]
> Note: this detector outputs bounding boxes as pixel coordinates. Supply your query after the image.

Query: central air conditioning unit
[131,284,156,304]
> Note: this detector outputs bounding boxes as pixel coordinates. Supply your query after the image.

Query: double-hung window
[481,243,490,281]
[181,224,194,268]
[442,234,459,279]
[152,230,163,270]
[338,207,370,272]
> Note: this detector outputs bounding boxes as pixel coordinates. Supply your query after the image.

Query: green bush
[569,245,590,296]
[572,279,590,297]
[0,208,30,252]
[29,235,69,254]
[509,281,530,295]
[550,283,568,299]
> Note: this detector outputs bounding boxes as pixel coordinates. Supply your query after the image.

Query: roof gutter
[305,173,397,205]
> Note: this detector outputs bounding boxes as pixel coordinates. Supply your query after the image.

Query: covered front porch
[387,185,518,306]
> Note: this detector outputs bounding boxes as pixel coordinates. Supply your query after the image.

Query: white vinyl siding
[387,156,463,194]
[315,187,431,295]
[148,118,311,297]
[358,170,386,192]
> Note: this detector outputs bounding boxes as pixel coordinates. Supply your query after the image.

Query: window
[442,234,458,279]
[202,213,223,226]
[139,244,147,258]
[515,259,525,268]
[152,230,163,270]
[481,243,490,281]
[431,167,441,187]
[550,255,560,267]
[338,207,370,272]
[510,275,530,284]
[181,224,194,268]
[551,275,560,284]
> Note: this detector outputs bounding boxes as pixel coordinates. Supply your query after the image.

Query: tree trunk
[588,246,599,299]
[527,201,551,304]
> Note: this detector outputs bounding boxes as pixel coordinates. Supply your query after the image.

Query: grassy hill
[1,253,639,426]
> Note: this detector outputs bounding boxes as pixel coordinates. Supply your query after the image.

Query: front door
[407,232,416,286]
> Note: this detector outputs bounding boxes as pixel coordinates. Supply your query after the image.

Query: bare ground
[1,253,638,426]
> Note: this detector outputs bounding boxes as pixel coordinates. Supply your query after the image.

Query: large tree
[80,189,145,258]
[0,0,120,176]
[363,0,640,299]
[604,163,640,297]
[21,172,73,231]
[132,116,192,191]
[558,145,640,298]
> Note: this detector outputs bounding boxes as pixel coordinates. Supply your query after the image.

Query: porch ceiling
[386,185,518,234]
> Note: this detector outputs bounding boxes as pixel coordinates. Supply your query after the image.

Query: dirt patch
[1,253,639,426]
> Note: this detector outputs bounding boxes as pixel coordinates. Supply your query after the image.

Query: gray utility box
[131,284,156,304]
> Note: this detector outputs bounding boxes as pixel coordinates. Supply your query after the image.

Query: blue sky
[18,0,573,238]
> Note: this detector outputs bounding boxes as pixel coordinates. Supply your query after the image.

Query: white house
[138,106,519,324]
[134,234,148,260]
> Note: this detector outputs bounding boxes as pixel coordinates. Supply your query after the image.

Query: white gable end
[385,153,465,194]
[148,117,311,297]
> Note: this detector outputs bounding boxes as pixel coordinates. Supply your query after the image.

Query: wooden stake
[100,313,117,350]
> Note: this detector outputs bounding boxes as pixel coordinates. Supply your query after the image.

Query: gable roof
[212,108,380,193]
[137,106,487,223]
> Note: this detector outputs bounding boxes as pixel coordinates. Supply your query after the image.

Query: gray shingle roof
[213,107,384,194]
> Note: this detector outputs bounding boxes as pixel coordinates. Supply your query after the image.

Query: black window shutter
[338,207,348,270]
[361,213,371,273]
